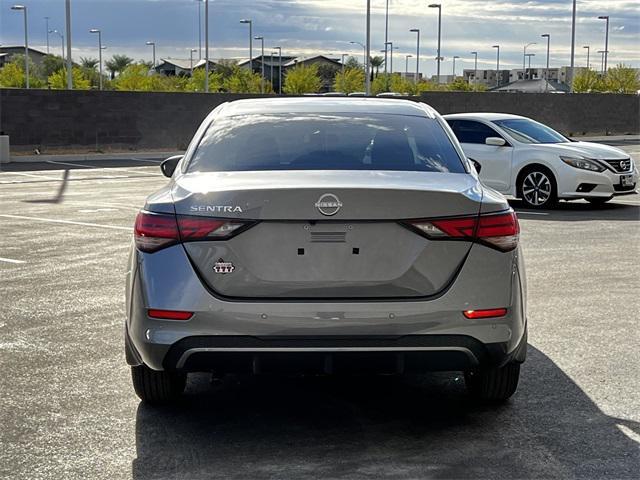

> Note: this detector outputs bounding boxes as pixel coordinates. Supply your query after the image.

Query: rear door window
[447,120,503,144]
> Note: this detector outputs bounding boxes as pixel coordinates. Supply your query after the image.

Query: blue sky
[1,0,638,76]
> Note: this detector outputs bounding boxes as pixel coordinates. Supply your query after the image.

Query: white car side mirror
[485,137,507,147]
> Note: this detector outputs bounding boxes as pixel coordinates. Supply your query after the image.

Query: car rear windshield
[187,113,466,173]
[493,118,568,144]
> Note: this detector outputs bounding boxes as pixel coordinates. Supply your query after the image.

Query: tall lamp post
[409,28,420,84]
[341,53,348,75]
[89,29,103,90]
[541,33,550,92]
[383,0,389,74]
[384,41,394,73]
[44,16,50,54]
[405,54,412,77]
[583,45,590,69]
[525,53,535,70]
[146,41,156,67]
[11,5,29,89]
[523,42,536,80]
[195,0,203,59]
[452,55,460,77]
[189,48,197,74]
[598,15,609,73]
[470,51,478,90]
[204,0,209,92]
[65,0,72,89]
[254,36,265,93]
[570,0,577,91]
[50,29,64,58]
[240,19,253,73]
[597,50,607,74]
[273,46,282,94]
[428,4,442,83]
[349,41,366,68]
[492,45,500,87]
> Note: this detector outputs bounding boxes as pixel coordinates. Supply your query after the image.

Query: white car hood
[535,141,630,160]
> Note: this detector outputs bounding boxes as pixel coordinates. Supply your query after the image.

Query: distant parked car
[444,113,638,208]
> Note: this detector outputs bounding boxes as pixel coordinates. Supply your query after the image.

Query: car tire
[465,363,520,402]
[517,166,557,209]
[131,364,186,404]
[586,196,612,206]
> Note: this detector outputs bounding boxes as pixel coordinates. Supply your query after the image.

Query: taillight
[148,309,193,320]
[463,308,508,319]
[405,210,519,252]
[134,211,256,253]
[134,211,179,253]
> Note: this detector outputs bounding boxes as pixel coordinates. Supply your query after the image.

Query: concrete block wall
[1,89,638,152]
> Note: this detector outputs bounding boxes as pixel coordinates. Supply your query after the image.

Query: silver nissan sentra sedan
[125,98,527,404]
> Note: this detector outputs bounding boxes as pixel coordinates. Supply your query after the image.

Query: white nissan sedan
[444,113,638,208]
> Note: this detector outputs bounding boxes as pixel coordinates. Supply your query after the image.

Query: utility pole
[541,34,550,92]
[65,0,72,89]
[429,4,442,83]
[471,51,478,90]
[365,0,371,95]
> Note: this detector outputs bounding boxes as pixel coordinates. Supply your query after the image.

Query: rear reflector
[134,211,256,253]
[405,210,520,252]
[463,308,508,319]
[147,309,193,320]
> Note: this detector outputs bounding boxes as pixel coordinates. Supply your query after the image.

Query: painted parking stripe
[515,211,549,215]
[46,160,162,176]
[0,214,132,231]
[0,257,26,264]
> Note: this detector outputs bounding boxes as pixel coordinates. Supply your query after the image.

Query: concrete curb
[570,135,640,142]
[8,151,185,163]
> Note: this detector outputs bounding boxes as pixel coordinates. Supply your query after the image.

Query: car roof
[443,112,527,122]
[216,97,437,118]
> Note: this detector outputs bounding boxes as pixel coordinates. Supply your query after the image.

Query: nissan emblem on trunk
[315,193,343,216]
[213,259,235,274]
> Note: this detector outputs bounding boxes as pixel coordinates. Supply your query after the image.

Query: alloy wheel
[522,171,552,206]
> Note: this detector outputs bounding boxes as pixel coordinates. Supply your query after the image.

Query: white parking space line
[0,214,132,231]
[0,257,26,264]
[1,171,61,181]
[46,160,162,176]
[515,211,549,215]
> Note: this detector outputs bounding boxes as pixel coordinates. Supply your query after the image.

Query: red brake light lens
[134,211,179,253]
[148,309,193,320]
[406,210,519,252]
[134,211,256,253]
[463,308,508,319]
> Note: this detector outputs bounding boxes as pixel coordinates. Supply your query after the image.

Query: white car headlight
[560,156,606,172]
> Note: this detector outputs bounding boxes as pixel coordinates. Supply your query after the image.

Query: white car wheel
[519,169,557,208]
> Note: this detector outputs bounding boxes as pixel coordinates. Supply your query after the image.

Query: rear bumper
[127,332,527,373]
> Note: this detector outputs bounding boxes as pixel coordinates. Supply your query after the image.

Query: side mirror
[160,155,183,178]
[485,137,507,147]
[469,158,482,174]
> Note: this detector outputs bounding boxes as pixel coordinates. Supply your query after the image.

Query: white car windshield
[493,119,568,144]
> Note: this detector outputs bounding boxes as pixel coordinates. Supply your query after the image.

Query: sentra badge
[191,205,243,213]
[213,259,235,274]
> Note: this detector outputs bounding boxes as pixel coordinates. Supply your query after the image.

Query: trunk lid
[172,170,483,299]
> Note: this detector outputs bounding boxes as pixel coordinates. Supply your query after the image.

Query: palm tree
[80,57,99,70]
[105,54,133,79]
[369,55,384,81]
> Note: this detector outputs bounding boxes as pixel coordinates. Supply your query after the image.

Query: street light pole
[452,55,459,77]
[254,36,264,93]
[240,19,252,74]
[523,42,536,80]
[492,45,500,87]
[597,50,606,74]
[598,15,609,73]
[384,41,394,73]
[90,29,103,90]
[196,0,202,59]
[273,46,282,94]
[341,53,347,75]
[583,45,590,69]
[51,29,64,58]
[190,48,197,75]
[350,41,366,68]
[10,5,28,89]
[569,0,576,91]
[384,0,389,74]
[471,51,478,90]
[65,0,72,89]
[365,0,371,95]
[204,0,209,92]
[44,16,50,54]
[525,53,535,70]
[409,28,420,84]
[428,4,442,83]
[146,41,156,67]
[405,54,412,76]
[541,34,550,92]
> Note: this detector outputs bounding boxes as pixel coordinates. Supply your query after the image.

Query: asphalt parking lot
[1,145,639,479]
